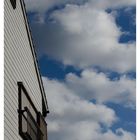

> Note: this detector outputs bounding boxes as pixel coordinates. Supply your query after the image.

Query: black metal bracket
[10,0,16,9]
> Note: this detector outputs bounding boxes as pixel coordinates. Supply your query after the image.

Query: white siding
[4,0,43,139]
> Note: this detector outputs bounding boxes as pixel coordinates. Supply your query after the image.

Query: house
[4,0,49,139]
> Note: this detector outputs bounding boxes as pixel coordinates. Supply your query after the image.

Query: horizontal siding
[4,0,43,139]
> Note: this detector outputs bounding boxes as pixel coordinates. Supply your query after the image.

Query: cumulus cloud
[30,4,135,72]
[42,69,135,108]
[66,69,136,108]
[42,76,117,125]
[24,0,135,12]
[42,77,135,140]
[24,0,87,13]
[88,0,135,9]
[24,0,135,139]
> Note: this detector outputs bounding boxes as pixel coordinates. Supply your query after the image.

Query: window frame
[17,82,43,140]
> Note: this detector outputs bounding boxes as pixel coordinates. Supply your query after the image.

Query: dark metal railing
[21,107,43,140]
[38,112,48,140]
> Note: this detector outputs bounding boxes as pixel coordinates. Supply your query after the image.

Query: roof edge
[19,0,49,114]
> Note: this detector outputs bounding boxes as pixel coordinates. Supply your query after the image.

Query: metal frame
[10,0,16,9]
[22,107,43,140]
[18,82,43,140]
[38,112,48,140]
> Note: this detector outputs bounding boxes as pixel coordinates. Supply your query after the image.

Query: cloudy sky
[24,0,136,139]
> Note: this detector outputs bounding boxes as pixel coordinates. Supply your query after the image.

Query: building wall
[4,0,43,139]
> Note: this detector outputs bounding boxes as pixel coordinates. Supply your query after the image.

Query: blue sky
[25,0,136,139]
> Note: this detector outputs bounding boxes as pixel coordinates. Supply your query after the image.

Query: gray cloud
[24,1,136,139]
[30,4,135,72]
[25,0,135,12]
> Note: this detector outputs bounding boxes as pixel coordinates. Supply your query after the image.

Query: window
[18,82,47,140]
[10,0,16,9]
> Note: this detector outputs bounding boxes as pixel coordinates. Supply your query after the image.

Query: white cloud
[30,4,135,72]
[24,0,59,12]
[24,0,135,12]
[24,0,84,12]
[88,0,135,9]
[42,77,117,126]
[24,1,135,139]
[42,77,135,140]
[23,1,136,139]
[65,69,136,108]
